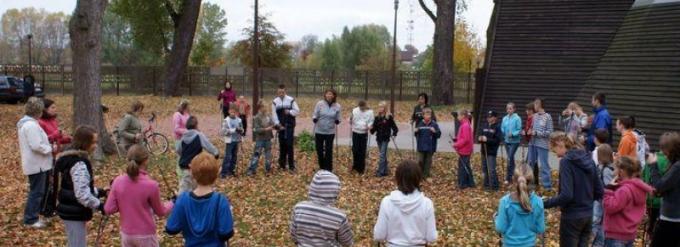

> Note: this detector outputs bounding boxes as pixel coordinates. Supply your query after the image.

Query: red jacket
[453,118,473,156]
[217,88,237,107]
[38,117,71,145]
[603,178,653,241]
[523,115,533,143]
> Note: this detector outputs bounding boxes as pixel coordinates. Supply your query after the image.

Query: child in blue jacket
[166,153,234,247]
[495,165,546,247]
[414,108,441,178]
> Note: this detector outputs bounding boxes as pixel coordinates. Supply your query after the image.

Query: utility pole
[27,34,33,75]
[252,0,260,110]
[390,0,399,113]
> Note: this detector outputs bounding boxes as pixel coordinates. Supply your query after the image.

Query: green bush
[297,130,315,154]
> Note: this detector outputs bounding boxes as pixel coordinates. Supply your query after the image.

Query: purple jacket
[218,88,237,107]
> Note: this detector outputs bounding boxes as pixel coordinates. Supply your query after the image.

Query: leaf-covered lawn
[0,95,571,246]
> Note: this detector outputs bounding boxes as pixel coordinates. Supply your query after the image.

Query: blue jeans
[536,147,552,190]
[24,170,48,224]
[505,143,520,182]
[592,200,605,247]
[604,239,633,247]
[221,142,239,176]
[457,155,475,188]
[248,140,272,174]
[376,141,389,176]
[482,155,499,190]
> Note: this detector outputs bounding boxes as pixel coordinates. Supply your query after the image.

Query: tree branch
[163,0,180,26]
[418,0,437,22]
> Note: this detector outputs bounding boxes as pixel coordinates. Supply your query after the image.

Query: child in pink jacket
[453,109,475,189]
[603,156,653,247]
[105,145,174,247]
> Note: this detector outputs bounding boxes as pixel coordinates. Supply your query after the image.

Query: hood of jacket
[17,115,36,130]
[619,178,654,205]
[181,129,201,144]
[388,189,426,215]
[564,149,595,174]
[182,192,223,237]
[501,192,541,216]
[308,170,341,205]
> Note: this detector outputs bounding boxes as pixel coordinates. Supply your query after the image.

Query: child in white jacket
[350,101,374,174]
[374,160,437,246]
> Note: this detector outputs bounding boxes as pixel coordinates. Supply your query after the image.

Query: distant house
[400,44,419,67]
[476,0,680,147]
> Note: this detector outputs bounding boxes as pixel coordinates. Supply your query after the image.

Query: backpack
[599,164,615,185]
[633,129,649,168]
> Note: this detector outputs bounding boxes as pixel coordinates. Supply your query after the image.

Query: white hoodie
[17,116,53,175]
[350,107,374,134]
[373,190,437,246]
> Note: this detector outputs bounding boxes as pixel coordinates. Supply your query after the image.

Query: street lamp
[390,0,399,114]
[26,34,33,75]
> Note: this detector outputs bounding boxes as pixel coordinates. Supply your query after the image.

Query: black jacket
[370,114,398,142]
[480,121,503,156]
[544,149,604,219]
[55,150,95,222]
[411,104,436,124]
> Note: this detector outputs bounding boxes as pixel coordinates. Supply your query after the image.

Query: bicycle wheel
[145,132,169,155]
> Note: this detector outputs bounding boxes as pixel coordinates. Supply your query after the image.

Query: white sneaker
[26,220,46,229]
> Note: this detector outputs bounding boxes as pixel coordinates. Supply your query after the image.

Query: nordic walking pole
[410,121,416,159]
[155,157,176,197]
[391,136,404,160]
[483,141,491,189]
[94,214,109,247]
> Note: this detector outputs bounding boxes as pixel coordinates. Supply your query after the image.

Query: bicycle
[142,112,169,155]
[114,112,169,158]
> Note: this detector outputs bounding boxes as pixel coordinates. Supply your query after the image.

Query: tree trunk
[162,0,202,96]
[430,0,456,105]
[69,0,116,160]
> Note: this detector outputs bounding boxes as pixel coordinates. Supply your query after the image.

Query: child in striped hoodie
[290,170,353,246]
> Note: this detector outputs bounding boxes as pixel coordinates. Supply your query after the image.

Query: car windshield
[8,78,24,88]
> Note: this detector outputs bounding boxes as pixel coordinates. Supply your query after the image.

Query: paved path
[158,115,560,169]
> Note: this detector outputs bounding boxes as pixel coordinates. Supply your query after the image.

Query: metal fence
[1,64,475,103]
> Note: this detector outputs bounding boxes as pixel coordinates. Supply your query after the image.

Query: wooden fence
[1,64,475,103]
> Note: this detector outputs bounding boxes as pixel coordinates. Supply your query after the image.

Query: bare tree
[162,0,202,96]
[418,0,461,105]
[69,0,116,160]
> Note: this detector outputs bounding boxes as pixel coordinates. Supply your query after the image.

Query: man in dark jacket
[479,110,503,190]
[544,146,604,247]
[414,108,441,178]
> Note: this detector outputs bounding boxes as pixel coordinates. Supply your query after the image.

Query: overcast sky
[0,0,494,52]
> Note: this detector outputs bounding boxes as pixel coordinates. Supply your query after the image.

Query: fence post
[416,72,421,95]
[115,66,120,96]
[399,72,403,101]
[364,71,368,100]
[295,71,300,98]
[41,66,46,90]
[60,65,65,95]
[330,70,335,90]
[188,69,193,96]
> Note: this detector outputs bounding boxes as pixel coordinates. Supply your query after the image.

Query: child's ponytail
[514,164,534,212]
[126,144,149,181]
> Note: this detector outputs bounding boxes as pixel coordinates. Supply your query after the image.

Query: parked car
[0,75,44,104]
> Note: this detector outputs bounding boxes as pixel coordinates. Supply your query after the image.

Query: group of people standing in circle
[15,84,680,247]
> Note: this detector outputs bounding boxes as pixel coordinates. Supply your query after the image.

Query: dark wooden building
[477,0,680,148]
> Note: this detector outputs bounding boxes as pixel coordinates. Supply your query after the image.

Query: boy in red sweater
[453,109,474,189]
[603,156,653,246]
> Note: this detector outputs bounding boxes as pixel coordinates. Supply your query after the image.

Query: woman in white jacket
[18,97,56,228]
[374,160,437,246]
[350,100,374,174]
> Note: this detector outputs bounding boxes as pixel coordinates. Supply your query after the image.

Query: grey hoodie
[290,170,353,247]
[313,100,342,135]
[175,129,219,156]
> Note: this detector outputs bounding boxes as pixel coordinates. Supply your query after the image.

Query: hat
[487,110,498,117]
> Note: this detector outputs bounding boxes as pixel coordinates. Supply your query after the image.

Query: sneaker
[26,220,46,229]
